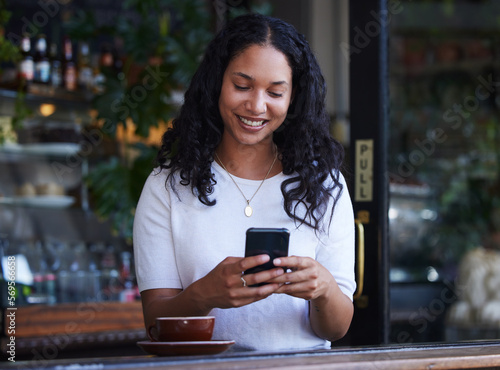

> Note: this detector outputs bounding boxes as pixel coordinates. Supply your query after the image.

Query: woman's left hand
[270,256,333,300]
[270,256,354,342]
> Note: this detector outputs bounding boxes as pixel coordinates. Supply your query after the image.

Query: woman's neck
[215,142,282,180]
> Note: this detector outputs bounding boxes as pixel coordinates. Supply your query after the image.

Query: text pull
[355,139,373,202]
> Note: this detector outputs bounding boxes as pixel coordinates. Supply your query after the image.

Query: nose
[245,90,267,115]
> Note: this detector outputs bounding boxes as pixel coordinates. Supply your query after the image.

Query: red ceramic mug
[147,316,215,342]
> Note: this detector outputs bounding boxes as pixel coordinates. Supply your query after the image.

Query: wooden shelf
[1,301,145,358]
[2,301,144,338]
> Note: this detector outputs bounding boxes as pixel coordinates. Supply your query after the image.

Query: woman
[133,13,355,351]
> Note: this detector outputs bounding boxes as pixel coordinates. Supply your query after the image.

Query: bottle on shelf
[78,41,93,91]
[18,34,34,85]
[33,34,51,85]
[119,251,137,302]
[55,241,75,303]
[99,43,114,71]
[33,273,44,295]
[44,273,57,304]
[92,43,113,94]
[71,241,89,302]
[100,244,120,301]
[27,240,52,305]
[62,36,77,91]
[49,42,63,88]
[86,243,102,301]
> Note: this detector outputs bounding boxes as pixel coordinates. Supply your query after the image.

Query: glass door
[388,0,500,344]
[347,0,500,346]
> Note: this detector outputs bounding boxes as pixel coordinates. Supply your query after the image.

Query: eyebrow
[232,72,289,86]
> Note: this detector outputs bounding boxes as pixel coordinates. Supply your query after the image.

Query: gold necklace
[215,147,278,217]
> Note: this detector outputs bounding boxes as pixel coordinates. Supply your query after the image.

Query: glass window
[389,0,500,343]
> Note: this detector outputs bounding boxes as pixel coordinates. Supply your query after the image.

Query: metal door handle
[353,219,365,300]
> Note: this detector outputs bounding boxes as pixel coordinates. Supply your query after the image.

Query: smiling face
[218,44,293,150]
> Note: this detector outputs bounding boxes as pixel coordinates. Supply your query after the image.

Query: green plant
[71,0,271,240]
[67,0,212,240]
[85,143,158,239]
[0,0,32,143]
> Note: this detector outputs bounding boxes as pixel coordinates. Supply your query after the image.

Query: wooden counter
[1,301,147,358]
[4,341,500,369]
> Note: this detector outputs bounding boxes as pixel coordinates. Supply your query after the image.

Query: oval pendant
[244,205,253,217]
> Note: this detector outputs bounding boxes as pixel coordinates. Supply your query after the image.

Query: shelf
[0,143,81,158]
[0,85,93,106]
[0,195,76,209]
[2,301,144,338]
[0,301,146,358]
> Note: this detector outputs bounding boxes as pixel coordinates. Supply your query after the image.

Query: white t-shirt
[133,161,355,351]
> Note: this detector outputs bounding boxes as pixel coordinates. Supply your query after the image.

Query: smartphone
[244,228,290,282]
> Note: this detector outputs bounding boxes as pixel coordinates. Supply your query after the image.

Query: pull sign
[355,139,374,202]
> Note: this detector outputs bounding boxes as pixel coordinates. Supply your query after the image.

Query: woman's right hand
[140,255,285,331]
[191,254,285,311]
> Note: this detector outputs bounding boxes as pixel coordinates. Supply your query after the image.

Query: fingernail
[274,258,282,265]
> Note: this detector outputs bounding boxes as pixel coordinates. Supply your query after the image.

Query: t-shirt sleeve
[316,172,356,300]
[133,170,183,292]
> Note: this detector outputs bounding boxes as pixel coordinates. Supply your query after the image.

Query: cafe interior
[1,0,500,368]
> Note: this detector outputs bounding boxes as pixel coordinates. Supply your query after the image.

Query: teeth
[239,116,265,127]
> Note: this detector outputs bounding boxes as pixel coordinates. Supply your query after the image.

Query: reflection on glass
[389,0,500,344]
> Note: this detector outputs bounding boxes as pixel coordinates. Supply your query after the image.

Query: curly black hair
[156,13,345,232]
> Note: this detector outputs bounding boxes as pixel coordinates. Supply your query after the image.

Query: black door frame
[346,0,390,346]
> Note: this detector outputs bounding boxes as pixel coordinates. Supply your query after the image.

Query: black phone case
[244,228,289,283]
